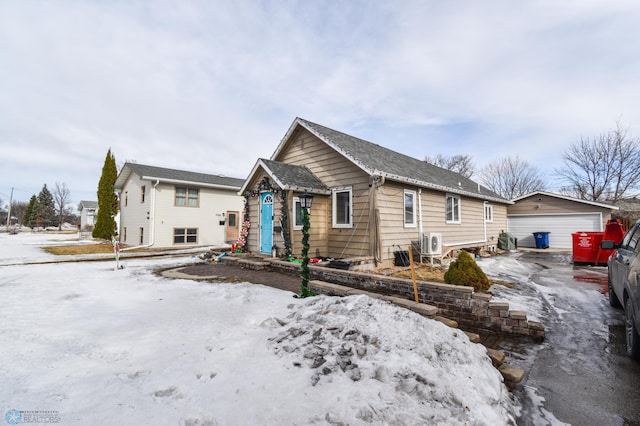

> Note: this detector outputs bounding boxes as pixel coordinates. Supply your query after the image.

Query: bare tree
[10,201,28,226]
[424,154,475,178]
[556,122,640,202]
[53,182,72,230]
[478,156,545,200]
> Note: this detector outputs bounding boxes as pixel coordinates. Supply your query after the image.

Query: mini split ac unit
[421,232,442,255]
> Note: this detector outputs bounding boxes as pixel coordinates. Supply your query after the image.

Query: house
[239,117,511,268]
[508,191,618,249]
[114,163,245,248]
[78,200,98,230]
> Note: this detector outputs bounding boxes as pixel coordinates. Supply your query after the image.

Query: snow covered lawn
[0,233,517,425]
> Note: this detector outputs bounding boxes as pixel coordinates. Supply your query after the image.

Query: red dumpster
[572,232,604,264]
[572,219,625,265]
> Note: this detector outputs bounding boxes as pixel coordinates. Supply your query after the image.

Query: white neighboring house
[114,163,245,248]
[78,200,98,230]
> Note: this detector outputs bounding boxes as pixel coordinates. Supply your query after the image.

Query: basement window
[174,228,198,244]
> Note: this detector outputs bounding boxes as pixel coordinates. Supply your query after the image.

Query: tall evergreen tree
[36,184,56,228]
[93,149,119,240]
[24,195,37,228]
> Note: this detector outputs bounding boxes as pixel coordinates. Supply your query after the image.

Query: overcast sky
[2,0,640,206]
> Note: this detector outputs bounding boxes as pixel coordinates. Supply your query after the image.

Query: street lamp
[299,192,314,298]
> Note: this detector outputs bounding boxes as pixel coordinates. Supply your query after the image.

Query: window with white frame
[332,187,352,228]
[175,187,199,207]
[484,204,493,222]
[446,194,461,223]
[174,228,198,244]
[292,197,304,230]
[404,190,416,227]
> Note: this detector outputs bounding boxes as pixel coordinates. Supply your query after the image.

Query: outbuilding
[507,191,618,249]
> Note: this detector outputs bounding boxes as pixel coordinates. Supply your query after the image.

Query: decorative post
[111,235,120,271]
[299,192,314,298]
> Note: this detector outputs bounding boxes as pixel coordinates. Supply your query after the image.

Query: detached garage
[508,192,618,249]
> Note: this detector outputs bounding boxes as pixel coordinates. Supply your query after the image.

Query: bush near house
[444,250,490,292]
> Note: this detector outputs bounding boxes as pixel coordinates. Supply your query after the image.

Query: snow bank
[0,233,518,425]
[267,295,516,425]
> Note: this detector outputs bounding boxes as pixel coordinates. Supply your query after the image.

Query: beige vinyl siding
[246,194,260,252]
[418,190,484,245]
[509,194,613,230]
[289,192,329,258]
[276,128,372,259]
[377,183,509,261]
[243,170,330,257]
[485,204,508,248]
[377,182,420,262]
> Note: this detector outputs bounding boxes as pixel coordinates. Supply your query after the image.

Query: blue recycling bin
[533,232,550,249]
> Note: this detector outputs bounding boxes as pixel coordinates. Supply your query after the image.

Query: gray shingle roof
[116,163,244,190]
[260,159,328,192]
[294,118,508,203]
[78,200,98,210]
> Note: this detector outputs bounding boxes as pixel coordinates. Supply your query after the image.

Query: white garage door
[507,214,602,249]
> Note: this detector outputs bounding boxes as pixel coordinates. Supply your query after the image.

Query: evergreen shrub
[444,250,491,292]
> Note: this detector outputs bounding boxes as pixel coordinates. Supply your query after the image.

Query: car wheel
[609,274,622,308]
[625,297,640,360]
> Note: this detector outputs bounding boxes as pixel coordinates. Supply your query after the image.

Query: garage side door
[507,214,602,249]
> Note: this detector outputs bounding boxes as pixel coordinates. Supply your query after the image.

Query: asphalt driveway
[509,251,640,426]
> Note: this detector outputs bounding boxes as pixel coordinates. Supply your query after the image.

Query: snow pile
[479,254,548,322]
[0,233,519,425]
[267,295,517,425]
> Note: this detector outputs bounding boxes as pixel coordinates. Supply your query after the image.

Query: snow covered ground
[0,232,543,425]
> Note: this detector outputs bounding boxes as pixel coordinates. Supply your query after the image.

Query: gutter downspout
[418,188,423,237]
[483,201,488,244]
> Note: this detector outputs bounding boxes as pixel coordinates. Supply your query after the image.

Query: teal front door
[260,192,273,253]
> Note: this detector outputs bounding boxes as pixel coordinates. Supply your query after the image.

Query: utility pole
[6,187,13,229]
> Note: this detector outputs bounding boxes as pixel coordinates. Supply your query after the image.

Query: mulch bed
[176,262,302,294]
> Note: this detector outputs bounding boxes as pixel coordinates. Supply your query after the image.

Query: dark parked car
[602,220,640,360]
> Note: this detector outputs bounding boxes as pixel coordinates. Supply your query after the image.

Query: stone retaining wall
[222,256,544,341]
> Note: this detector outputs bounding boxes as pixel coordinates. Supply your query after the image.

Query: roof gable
[512,191,619,210]
[78,200,97,210]
[272,118,509,204]
[115,163,245,191]
[239,159,329,195]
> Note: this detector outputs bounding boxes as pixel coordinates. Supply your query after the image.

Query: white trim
[445,193,461,224]
[447,239,488,247]
[484,204,494,223]
[238,158,331,195]
[507,211,604,223]
[403,189,417,228]
[511,191,619,210]
[418,188,423,236]
[332,187,353,228]
[292,196,303,230]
